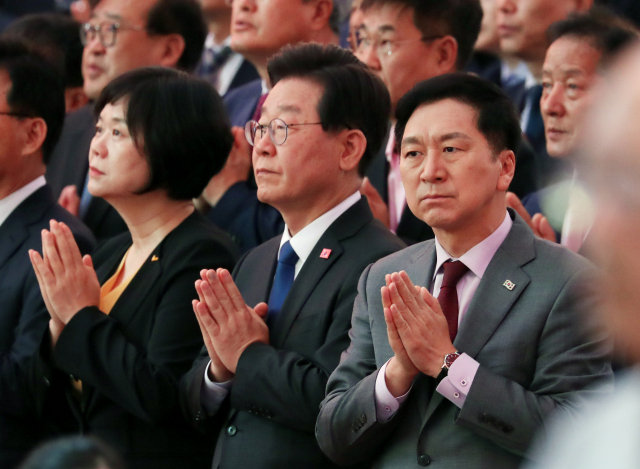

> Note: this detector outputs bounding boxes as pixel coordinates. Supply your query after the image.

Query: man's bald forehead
[93,0,159,24]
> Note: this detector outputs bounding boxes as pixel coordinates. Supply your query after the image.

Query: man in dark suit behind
[0,40,95,468]
[316,74,612,468]
[46,0,208,242]
[181,43,405,469]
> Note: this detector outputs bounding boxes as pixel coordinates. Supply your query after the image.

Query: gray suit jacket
[316,210,613,469]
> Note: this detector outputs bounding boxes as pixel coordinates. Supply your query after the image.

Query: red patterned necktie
[437,260,469,342]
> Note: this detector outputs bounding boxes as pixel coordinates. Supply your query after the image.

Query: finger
[58,221,84,262]
[82,254,93,269]
[388,282,416,329]
[533,214,557,243]
[390,272,420,311]
[420,287,444,317]
[383,306,403,351]
[381,285,392,309]
[389,304,411,334]
[254,302,269,319]
[205,270,236,317]
[506,192,534,228]
[398,271,421,300]
[218,269,247,313]
[29,250,57,316]
[194,299,220,336]
[42,229,64,278]
[199,278,227,322]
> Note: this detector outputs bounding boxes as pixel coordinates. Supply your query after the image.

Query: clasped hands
[382,271,456,397]
[29,220,100,345]
[193,269,269,383]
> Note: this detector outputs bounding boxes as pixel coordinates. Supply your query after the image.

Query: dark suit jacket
[226,59,260,96]
[317,210,613,468]
[45,104,127,242]
[43,212,238,469]
[182,198,406,469]
[0,184,95,468]
[223,78,263,127]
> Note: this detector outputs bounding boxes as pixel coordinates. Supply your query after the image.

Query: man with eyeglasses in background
[46,0,207,242]
[181,43,405,469]
[357,0,540,246]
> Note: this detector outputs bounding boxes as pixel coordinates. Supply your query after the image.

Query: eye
[404,150,420,158]
[541,81,552,90]
[112,129,121,137]
[443,147,457,153]
[95,125,102,134]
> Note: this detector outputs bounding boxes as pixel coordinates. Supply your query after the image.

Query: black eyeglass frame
[80,21,146,48]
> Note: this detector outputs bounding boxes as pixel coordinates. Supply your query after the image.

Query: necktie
[252,93,268,123]
[267,241,299,323]
[438,260,469,342]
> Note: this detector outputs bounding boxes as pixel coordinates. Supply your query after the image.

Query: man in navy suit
[201,0,341,254]
[0,40,94,468]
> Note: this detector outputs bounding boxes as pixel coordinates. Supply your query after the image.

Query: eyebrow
[401,135,422,146]
[261,104,302,117]
[104,12,123,21]
[439,132,471,142]
[542,68,587,78]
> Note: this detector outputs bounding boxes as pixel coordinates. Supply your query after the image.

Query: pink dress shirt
[375,212,513,422]
[386,127,406,234]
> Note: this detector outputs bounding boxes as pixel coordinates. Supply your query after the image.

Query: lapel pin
[503,280,515,291]
[320,248,332,259]
[151,255,159,262]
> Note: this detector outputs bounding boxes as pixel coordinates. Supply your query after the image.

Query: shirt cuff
[374,359,411,423]
[200,360,234,416]
[435,353,480,409]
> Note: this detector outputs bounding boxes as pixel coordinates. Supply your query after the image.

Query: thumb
[254,302,269,318]
[82,254,94,269]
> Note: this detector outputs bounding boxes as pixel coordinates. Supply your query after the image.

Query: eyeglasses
[80,21,146,48]
[356,34,444,58]
[245,119,323,146]
[0,111,33,119]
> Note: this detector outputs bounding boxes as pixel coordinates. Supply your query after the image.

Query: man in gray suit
[316,73,613,468]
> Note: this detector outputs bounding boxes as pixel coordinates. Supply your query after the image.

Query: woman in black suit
[29,67,238,469]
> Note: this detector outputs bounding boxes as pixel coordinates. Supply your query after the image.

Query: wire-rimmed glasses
[244,119,323,146]
[80,21,146,48]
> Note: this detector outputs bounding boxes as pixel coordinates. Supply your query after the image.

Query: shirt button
[461,379,468,386]
[384,406,391,412]
[226,425,237,436]
[453,392,460,398]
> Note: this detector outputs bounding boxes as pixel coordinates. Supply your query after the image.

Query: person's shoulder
[366,239,433,278]
[223,78,262,105]
[530,236,594,276]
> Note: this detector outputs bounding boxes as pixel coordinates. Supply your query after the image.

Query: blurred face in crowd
[251,78,350,219]
[541,36,602,157]
[400,99,514,238]
[0,71,29,180]
[82,0,180,100]
[496,0,591,62]
[359,3,454,110]
[199,0,229,14]
[349,0,364,55]
[230,0,325,60]
[476,0,500,53]
[584,49,640,362]
[87,101,150,199]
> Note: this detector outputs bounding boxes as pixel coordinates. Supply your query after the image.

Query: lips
[89,165,105,176]
[232,20,254,32]
[546,128,568,140]
[497,25,519,37]
[84,64,104,79]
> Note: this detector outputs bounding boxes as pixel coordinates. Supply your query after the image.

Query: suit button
[226,425,237,436]
[195,410,204,421]
[418,454,431,466]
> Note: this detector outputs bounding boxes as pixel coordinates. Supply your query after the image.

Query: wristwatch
[442,351,461,370]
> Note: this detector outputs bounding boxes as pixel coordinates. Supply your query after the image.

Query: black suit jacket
[182,198,405,469]
[0,184,95,468]
[43,212,238,469]
[45,104,127,242]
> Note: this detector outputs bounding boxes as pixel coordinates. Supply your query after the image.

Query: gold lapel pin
[151,255,159,262]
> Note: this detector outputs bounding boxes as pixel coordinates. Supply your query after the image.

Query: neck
[106,191,195,252]
[0,161,45,200]
[432,199,507,258]
[206,10,231,45]
[279,180,360,237]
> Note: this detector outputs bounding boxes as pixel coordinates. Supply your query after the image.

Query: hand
[58,185,81,217]
[506,192,556,242]
[29,220,100,324]
[361,177,389,228]
[201,127,252,207]
[385,271,455,379]
[195,268,268,373]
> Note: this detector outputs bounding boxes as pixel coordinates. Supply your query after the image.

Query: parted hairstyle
[2,13,84,88]
[18,436,125,469]
[395,73,521,158]
[94,67,233,200]
[360,0,483,70]
[145,0,208,72]
[0,39,65,164]
[267,43,391,176]
[547,9,639,69]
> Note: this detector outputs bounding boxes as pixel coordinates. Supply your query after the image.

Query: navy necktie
[438,260,469,342]
[267,241,299,323]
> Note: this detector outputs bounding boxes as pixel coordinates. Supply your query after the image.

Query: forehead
[93,0,155,23]
[261,78,323,119]
[543,36,602,76]
[361,3,416,32]
[404,98,482,140]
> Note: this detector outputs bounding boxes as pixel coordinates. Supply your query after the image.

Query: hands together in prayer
[382,271,456,396]
[193,269,269,381]
[28,220,100,345]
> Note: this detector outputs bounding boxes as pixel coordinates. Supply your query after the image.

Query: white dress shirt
[0,176,46,227]
[201,192,362,414]
[203,34,244,97]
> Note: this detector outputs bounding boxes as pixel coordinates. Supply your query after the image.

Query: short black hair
[18,436,125,469]
[2,13,84,88]
[0,39,65,164]
[548,9,639,69]
[267,43,391,176]
[395,73,521,157]
[94,67,233,200]
[146,0,208,72]
[361,0,483,70]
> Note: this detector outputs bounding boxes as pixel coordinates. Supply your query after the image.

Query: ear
[21,117,48,158]
[338,129,367,173]
[64,87,89,114]
[434,36,458,74]
[496,149,516,192]
[308,0,333,31]
[157,34,186,68]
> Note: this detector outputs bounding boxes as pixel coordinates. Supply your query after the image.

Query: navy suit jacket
[223,78,263,127]
[0,184,95,468]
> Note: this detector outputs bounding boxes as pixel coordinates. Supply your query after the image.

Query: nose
[89,129,108,160]
[234,0,256,13]
[84,31,106,55]
[359,44,381,73]
[420,151,447,184]
[541,83,566,118]
[497,0,516,14]
[253,125,276,158]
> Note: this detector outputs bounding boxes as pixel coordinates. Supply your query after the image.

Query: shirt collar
[433,211,513,281]
[279,191,361,265]
[385,125,396,163]
[204,33,231,52]
[0,176,46,227]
